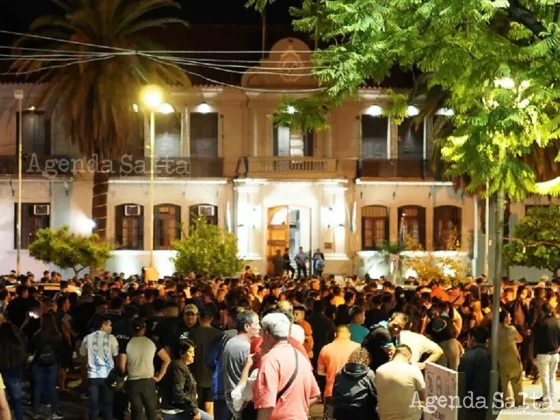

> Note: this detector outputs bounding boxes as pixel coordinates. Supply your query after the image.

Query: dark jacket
[332,363,377,419]
[205,329,237,400]
[458,345,491,411]
[533,315,560,355]
[161,359,198,418]
[362,323,392,372]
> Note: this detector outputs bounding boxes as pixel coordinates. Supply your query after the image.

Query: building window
[434,206,462,250]
[525,204,549,215]
[361,115,389,158]
[190,113,218,158]
[189,204,218,228]
[154,112,181,158]
[397,118,424,160]
[115,204,144,250]
[154,204,181,249]
[16,111,51,156]
[398,206,426,249]
[273,127,313,157]
[14,203,50,249]
[361,205,389,250]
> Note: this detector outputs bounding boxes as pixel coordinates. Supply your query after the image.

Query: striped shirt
[80,330,119,379]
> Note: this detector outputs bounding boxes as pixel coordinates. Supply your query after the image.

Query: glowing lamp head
[197,101,212,114]
[140,85,164,110]
[286,105,296,115]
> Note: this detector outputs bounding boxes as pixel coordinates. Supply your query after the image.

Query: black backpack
[36,342,57,366]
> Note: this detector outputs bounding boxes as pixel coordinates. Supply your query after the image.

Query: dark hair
[200,304,216,320]
[499,310,509,323]
[350,305,364,318]
[57,296,69,310]
[236,310,257,333]
[468,327,488,345]
[177,339,195,358]
[122,305,139,319]
[15,285,27,297]
[110,297,124,310]
[542,302,553,316]
[96,315,112,330]
[40,311,62,341]
[0,323,26,370]
[153,298,166,312]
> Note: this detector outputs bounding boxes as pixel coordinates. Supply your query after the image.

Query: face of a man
[246,315,261,339]
[293,310,305,323]
[388,316,406,338]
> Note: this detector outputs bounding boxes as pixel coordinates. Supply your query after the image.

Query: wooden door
[267,206,289,274]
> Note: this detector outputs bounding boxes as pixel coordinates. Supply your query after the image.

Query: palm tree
[11,0,191,241]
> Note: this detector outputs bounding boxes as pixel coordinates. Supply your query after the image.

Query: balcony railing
[237,156,340,178]
[358,159,443,179]
[0,155,73,177]
[111,156,223,178]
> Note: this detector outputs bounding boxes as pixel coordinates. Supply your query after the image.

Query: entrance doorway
[267,206,311,275]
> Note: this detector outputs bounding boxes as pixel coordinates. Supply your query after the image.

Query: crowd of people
[0,269,558,420]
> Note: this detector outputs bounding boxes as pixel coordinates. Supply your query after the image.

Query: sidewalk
[497,379,560,419]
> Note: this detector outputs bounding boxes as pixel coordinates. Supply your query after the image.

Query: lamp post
[140,85,164,269]
[14,89,23,277]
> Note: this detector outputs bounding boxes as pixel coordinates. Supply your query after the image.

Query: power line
[143,53,326,94]
[0,54,114,76]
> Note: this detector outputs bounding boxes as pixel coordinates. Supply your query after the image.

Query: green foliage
[503,205,560,275]
[12,0,191,160]
[29,226,111,276]
[172,216,244,277]
[272,96,332,133]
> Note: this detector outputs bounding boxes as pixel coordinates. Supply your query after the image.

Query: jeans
[162,409,213,420]
[214,399,231,420]
[536,353,559,401]
[32,364,58,416]
[88,377,114,420]
[127,379,158,420]
[296,264,307,279]
[1,372,23,420]
[323,396,334,420]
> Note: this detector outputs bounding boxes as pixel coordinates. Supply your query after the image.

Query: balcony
[110,156,223,179]
[358,159,443,180]
[237,156,341,179]
[0,155,73,178]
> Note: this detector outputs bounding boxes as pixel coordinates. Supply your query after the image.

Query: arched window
[115,204,144,250]
[434,206,462,250]
[361,206,389,250]
[398,206,426,249]
[154,204,181,249]
[189,204,218,228]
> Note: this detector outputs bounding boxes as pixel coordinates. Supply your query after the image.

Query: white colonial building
[0,37,557,280]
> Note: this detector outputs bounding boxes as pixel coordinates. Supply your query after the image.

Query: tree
[172,217,244,277]
[503,205,560,276]
[29,225,111,276]
[11,0,191,240]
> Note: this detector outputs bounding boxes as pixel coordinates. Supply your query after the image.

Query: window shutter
[273,127,279,156]
[154,206,161,249]
[384,213,390,243]
[175,206,182,240]
[115,205,124,248]
[137,206,144,250]
[418,206,426,249]
[44,116,52,155]
[304,132,314,157]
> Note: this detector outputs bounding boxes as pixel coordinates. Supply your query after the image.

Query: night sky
[0,0,299,32]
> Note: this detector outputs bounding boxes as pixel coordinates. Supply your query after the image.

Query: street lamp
[140,85,164,270]
[14,89,23,277]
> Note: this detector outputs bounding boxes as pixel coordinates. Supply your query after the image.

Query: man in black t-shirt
[425,301,461,370]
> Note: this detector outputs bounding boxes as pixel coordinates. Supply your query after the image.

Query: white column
[322,184,348,259]
[235,183,262,260]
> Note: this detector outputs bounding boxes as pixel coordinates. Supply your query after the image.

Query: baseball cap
[131,318,146,333]
[184,304,199,315]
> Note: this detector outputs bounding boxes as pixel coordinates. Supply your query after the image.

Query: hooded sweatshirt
[332,363,377,417]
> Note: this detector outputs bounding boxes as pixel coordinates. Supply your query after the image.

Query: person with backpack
[30,312,64,419]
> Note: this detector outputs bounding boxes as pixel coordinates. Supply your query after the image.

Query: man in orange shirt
[294,305,314,358]
[318,325,360,420]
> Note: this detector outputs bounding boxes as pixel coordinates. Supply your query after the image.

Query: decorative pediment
[241,38,317,89]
